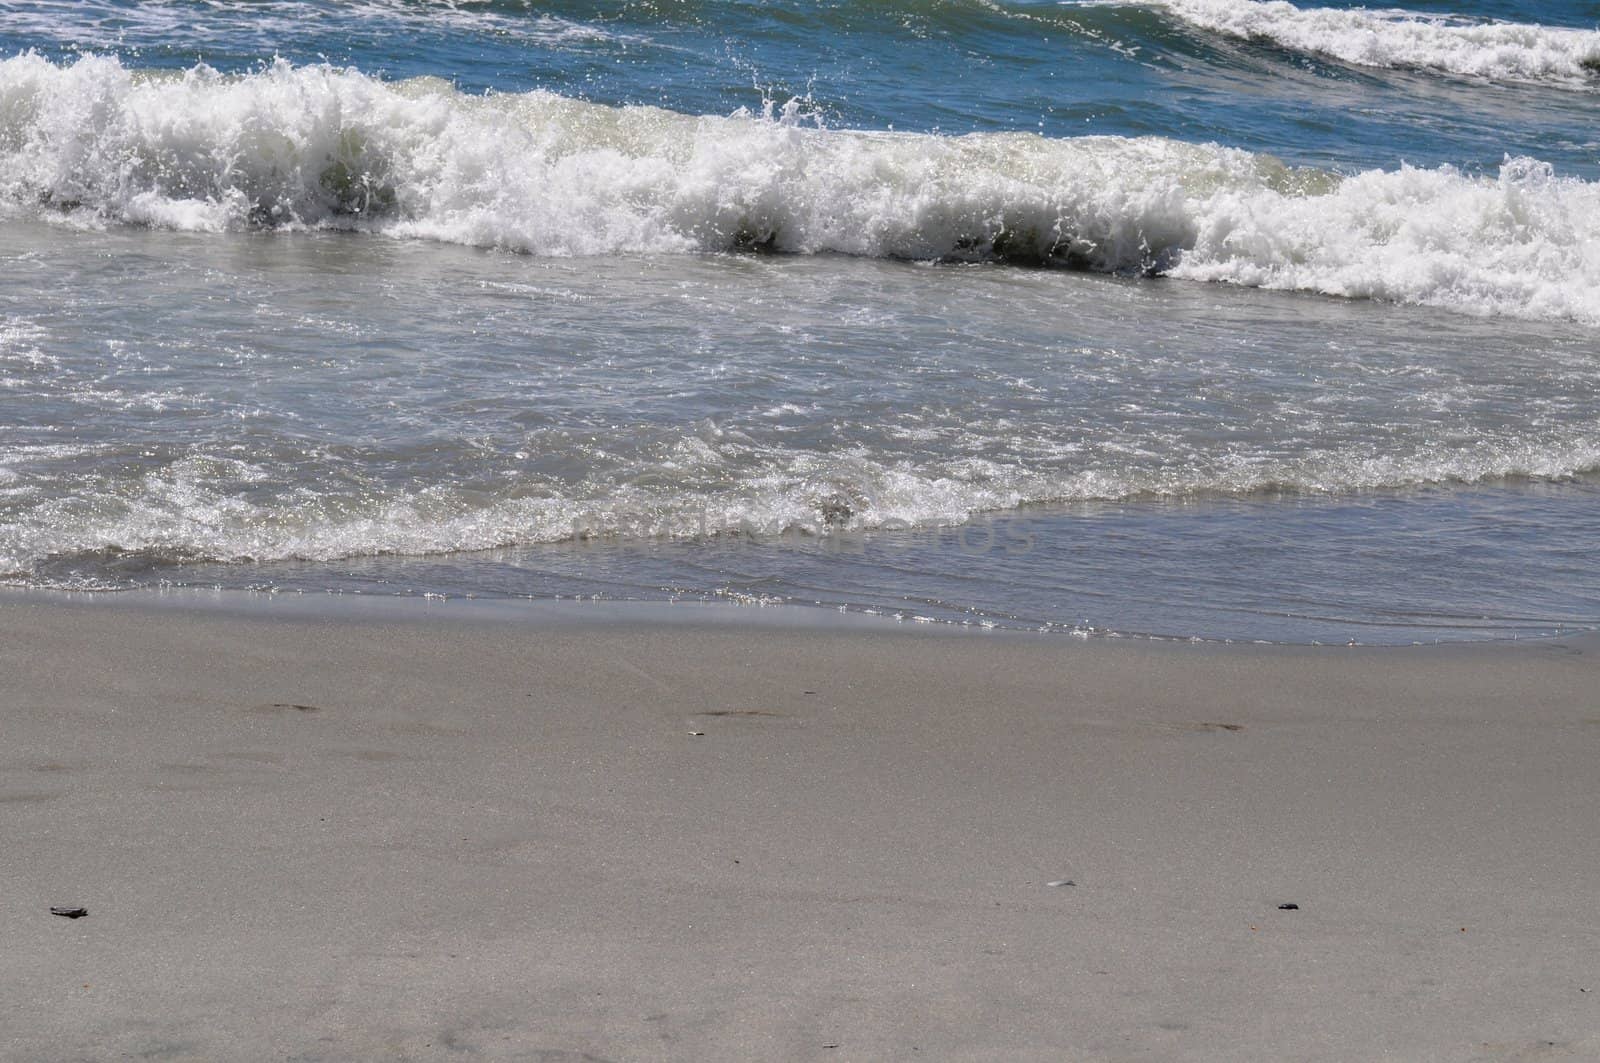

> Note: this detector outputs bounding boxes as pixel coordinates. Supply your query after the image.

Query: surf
[1146,0,1600,85]
[3,53,1599,325]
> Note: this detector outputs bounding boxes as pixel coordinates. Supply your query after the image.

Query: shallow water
[2,0,1598,641]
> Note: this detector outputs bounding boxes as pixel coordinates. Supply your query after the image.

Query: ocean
[1,0,1597,642]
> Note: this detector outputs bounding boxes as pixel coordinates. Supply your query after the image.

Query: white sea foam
[4,428,1599,583]
[2,54,1599,325]
[1153,0,1600,85]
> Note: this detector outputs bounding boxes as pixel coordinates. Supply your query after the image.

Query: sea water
[1,0,1597,642]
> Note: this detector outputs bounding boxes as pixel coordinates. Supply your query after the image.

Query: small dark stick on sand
[50,906,88,919]
[1278,903,1299,911]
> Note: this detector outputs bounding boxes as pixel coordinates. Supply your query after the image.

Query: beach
[5,0,1600,1058]
[4,594,1597,1060]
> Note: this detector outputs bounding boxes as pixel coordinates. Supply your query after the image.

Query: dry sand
[2,593,1598,1061]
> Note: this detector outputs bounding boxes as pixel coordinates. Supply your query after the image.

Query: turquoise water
[2,0,1598,641]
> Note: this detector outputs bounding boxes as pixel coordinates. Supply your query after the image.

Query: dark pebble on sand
[1278,903,1299,910]
[50,906,88,919]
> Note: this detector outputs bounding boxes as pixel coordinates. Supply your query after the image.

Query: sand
[2,593,1598,1061]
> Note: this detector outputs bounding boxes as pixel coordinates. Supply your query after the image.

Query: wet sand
[3,594,1598,1061]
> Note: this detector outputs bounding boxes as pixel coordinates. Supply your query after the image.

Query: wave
[5,427,1600,586]
[3,54,1599,324]
[1147,0,1600,86]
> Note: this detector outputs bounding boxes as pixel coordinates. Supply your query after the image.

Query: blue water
[2,0,1598,641]
[8,0,1598,176]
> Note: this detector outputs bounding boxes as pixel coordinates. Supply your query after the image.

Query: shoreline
[4,583,1594,649]
[4,595,1598,1060]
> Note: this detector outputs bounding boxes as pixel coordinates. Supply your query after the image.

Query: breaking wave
[3,54,1600,323]
[5,428,1600,587]
[1151,0,1600,86]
